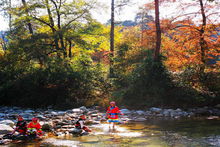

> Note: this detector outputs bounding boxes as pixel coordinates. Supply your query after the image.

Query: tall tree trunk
[50,0,66,57]
[199,0,207,72]
[141,12,144,45]
[109,0,115,77]
[154,0,161,62]
[68,40,72,58]
[45,0,60,55]
[9,0,12,31]
[21,0,34,34]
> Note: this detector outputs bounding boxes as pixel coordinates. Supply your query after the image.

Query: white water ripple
[43,138,79,147]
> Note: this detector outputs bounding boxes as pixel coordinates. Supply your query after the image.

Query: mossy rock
[42,124,52,132]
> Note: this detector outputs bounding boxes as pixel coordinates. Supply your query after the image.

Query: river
[7,117,220,147]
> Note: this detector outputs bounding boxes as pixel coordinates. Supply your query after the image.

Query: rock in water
[57,111,66,115]
[72,108,82,113]
[135,118,147,121]
[136,110,145,115]
[150,107,162,113]
[51,111,58,116]
[80,106,88,113]
[0,124,13,134]
[42,124,52,132]
[0,120,15,127]
[120,109,131,114]
[0,113,5,118]
[69,128,82,134]
[0,139,11,145]
[24,110,35,113]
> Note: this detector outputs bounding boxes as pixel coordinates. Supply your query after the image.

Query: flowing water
[7,117,220,147]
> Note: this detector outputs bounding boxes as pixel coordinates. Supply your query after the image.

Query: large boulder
[150,107,162,113]
[120,109,131,114]
[0,120,15,127]
[0,124,13,134]
[51,111,59,116]
[72,108,83,113]
[36,114,46,120]
[175,108,182,112]
[24,110,35,113]
[162,109,171,117]
[57,111,66,116]
[145,111,152,116]
[80,106,88,113]
[136,110,145,115]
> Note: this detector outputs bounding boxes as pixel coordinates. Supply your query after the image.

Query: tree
[9,0,99,59]
[21,0,33,34]
[164,0,220,71]
[109,0,115,77]
[154,0,161,62]
[109,0,131,77]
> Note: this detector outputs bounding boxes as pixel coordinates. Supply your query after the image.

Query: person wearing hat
[11,115,27,135]
[106,101,123,129]
[27,117,43,137]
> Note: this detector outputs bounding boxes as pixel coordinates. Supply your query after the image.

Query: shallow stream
[7,117,220,147]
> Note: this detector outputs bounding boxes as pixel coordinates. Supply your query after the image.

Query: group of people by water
[7,101,122,138]
[10,116,43,137]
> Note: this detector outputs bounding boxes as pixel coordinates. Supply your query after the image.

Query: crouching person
[27,118,43,137]
[3,115,27,140]
[8,115,27,138]
[72,115,91,135]
[11,115,27,135]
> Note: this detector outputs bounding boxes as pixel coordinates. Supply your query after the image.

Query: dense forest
[0,0,219,109]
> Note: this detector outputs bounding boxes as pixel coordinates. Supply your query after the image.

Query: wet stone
[0,124,13,134]
[0,120,15,127]
[24,110,35,113]
[0,113,5,118]
[72,108,82,113]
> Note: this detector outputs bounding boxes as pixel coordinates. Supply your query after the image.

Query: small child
[106,101,123,129]
[75,115,91,133]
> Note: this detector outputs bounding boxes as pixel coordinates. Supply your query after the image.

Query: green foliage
[173,65,220,105]
[1,0,219,109]
[113,52,172,108]
[113,44,220,108]
[0,0,112,109]
[0,55,109,109]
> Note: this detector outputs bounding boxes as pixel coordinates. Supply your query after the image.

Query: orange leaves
[161,21,220,72]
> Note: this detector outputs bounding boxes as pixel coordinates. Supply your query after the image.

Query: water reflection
[92,123,142,137]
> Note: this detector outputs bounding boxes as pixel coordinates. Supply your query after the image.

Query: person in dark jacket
[75,115,91,133]
[11,115,27,135]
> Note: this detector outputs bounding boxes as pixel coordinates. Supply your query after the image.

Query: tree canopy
[0,0,219,109]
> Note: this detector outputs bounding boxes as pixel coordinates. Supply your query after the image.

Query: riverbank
[0,106,220,145]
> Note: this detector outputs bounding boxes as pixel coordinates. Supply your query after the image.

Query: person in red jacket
[27,118,43,137]
[106,101,123,129]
